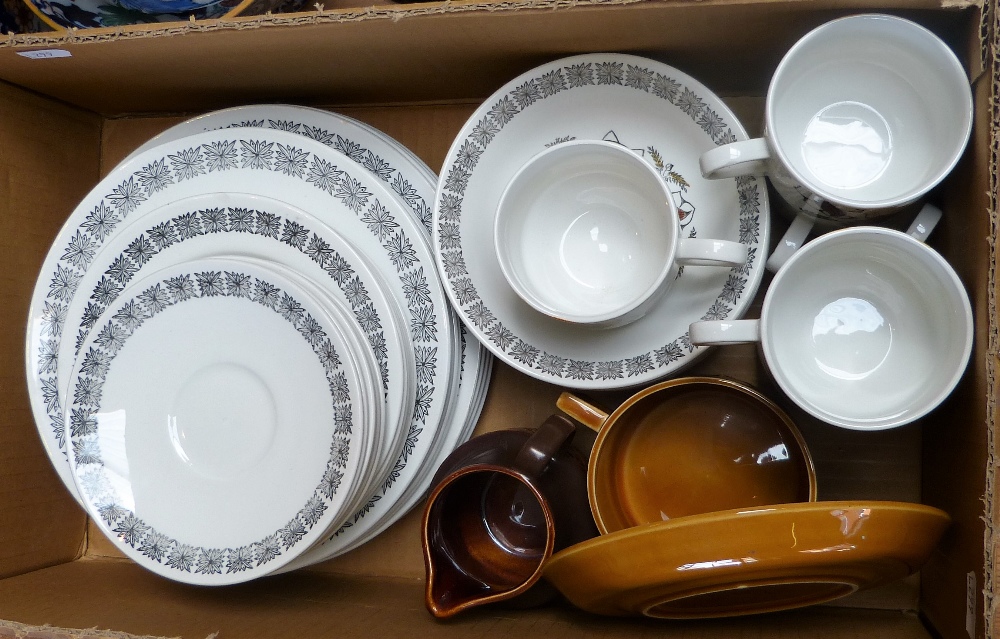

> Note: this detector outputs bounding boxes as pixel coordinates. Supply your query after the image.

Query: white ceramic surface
[123,104,490,453]
[197,254,393,518]
[495,140,746,328]
[434,52,769,389]
[26,129,458,541]
[700,14,972,222]
[689,227,973,430]
[53,192,413,509]
[65,257,377,584]
[117,104,491,558]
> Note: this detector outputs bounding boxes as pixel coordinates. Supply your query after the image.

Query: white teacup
[698,14,973,270]
[688,223,973,431]
[494,140,748,328]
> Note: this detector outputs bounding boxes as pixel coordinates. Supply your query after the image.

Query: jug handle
[511,414,576,479]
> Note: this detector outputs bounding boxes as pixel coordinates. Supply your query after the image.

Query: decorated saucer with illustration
[433,53,770,390]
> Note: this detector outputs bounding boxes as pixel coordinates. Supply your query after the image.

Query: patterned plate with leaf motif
[125,106,490,474]
[122,105,490,561]
[26,128,458,563]
[54,192,412,514]
[433,53,769,390]
[65,257,378,585]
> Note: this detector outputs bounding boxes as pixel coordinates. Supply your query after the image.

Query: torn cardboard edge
[0,0,981,48]
[0,619,197,639]
[0,0,669,47]
[985,0,999,633]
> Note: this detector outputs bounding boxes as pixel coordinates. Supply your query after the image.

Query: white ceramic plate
[66,257,376,585]
[122,105,490,556]
[125,105,490,447]
[433,53,770,390]
[26,129,458,538]
[54,192,413,508]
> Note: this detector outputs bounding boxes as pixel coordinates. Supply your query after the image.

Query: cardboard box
[0,1,993,637]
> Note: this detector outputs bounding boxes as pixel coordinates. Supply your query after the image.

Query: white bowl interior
[769,15,972,206]
[496,142,674,321]
[763,230,971,429]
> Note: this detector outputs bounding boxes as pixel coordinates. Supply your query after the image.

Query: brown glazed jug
[422,415,596,618]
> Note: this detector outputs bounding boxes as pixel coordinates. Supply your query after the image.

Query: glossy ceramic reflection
[422,416,597,618]
[700,14,973,219]
[558,377,816,534]
[699,14,972,273]
[543,501,951,618]
[690,227,974,430]
[495,140,747,328]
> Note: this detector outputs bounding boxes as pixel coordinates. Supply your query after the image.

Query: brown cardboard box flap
[0,1,992,637]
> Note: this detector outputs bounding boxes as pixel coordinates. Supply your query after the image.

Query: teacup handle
[512,415,576,479]
[688,319,762,346]
[765,203,944,273]
[676,238,748,268]
[765,214,817,273]
[906,203,943,243]
[699,138,771,180]
[556,393,609,433]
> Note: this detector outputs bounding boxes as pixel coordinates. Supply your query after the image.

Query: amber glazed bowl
[558,377,817,534]
[542,501,950,619]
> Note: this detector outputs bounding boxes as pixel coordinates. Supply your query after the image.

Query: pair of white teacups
[493,13,974,432]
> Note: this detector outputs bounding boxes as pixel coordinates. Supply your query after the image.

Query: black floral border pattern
[70,205,393,399]
[218,116,477,388]
[69,268,351,577]
[37,133,441,526]
[220,118,434,234]
[436,58,763,382]
[189,112,476,395]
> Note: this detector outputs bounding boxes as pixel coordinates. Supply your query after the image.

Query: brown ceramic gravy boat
[422,415,597,618]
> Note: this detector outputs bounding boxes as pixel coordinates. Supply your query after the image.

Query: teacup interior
[768,15,971,206]
[496,142,674,322]
[592,382,814,533]
[764,230,971,429]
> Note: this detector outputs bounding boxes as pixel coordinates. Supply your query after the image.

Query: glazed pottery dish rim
[542,500,951,619]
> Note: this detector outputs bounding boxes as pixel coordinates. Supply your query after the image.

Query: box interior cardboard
[0,1,994,637]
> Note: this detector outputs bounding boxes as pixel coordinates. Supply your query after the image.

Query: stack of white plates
[25,105,492,585]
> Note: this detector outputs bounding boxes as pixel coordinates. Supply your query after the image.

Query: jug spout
[422,465,555,619]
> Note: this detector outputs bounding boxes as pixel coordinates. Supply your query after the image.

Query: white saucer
[27,129,457,536]
[121,105,490,558]
[433,53,770,389]
[66,257,377,585]
[51,192,414,510]
[125,105,490,450]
